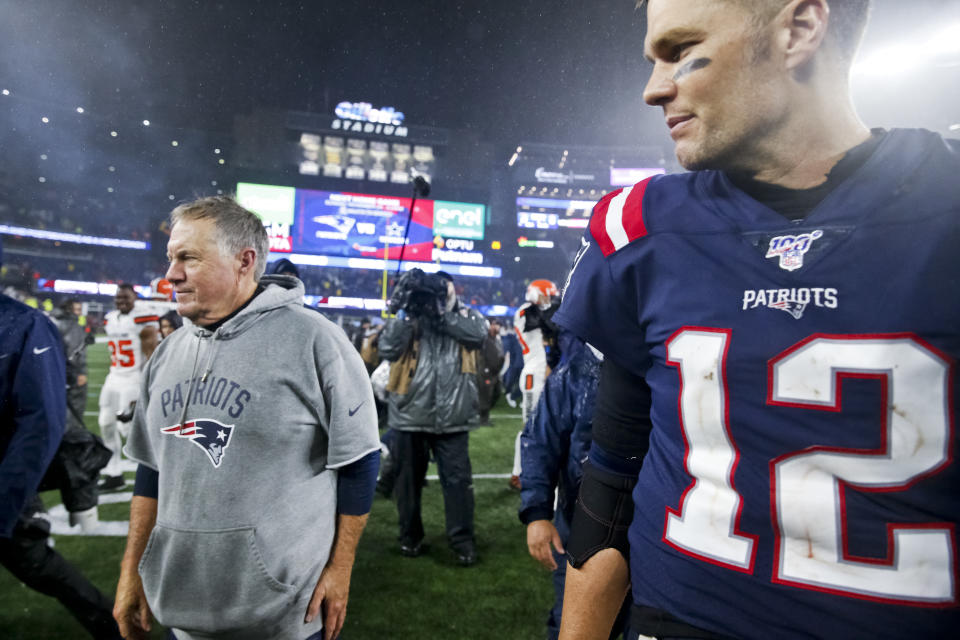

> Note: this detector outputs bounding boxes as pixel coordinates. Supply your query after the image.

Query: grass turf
[0,342,555,639]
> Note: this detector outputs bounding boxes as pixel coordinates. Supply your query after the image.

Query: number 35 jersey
[103,302,158,380]
[555,129,960,639]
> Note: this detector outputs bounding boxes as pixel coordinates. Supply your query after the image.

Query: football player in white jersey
[98,283,158,490]
[511,279,559,489]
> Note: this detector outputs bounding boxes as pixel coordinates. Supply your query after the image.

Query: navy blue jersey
[555,129,960,639]
[0,294,66,536]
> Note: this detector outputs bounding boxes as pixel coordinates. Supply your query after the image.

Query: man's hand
[305,562,352,640]
[527,519,565,570]
[76,373,88,387]
[113,565,152,639]
[304,513,368,640]
[116,496,157,640]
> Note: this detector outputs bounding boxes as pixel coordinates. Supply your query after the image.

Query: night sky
[0,1,957,179]
[1,0,660,145]
[0,0,960,206]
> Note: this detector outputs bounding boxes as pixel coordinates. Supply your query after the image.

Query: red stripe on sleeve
[621,177,653,244]
[134,315,160,324]
[588,188,624,257]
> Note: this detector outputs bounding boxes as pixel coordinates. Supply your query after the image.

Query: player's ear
[237,247,257,277]
[780,0,829,72]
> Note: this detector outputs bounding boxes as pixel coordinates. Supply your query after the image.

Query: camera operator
[380,269,486,566]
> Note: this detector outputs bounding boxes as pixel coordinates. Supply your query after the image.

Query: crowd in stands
[0,174,158,241]
[296,265,524,307]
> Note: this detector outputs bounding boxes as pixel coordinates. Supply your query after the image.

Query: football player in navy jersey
[555,1,960,639]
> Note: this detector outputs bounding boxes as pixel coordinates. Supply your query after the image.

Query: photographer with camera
[380,268,486,566]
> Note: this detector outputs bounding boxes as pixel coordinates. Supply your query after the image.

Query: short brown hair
[636,0,870,63]
[170,196,270,281]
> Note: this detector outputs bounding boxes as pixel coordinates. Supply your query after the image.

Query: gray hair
[170,196,269,281]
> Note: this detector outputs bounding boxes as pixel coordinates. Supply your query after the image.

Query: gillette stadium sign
[332,101,408,137]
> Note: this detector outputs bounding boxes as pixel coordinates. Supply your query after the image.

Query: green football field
[0,342,554,639]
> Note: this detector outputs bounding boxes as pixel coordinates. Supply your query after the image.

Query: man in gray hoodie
[114,197,380,640]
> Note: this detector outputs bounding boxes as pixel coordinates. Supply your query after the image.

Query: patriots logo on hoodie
[161,419,235,468]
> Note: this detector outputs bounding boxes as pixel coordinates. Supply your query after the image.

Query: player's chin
[674,144,717,172]
[175,300,198,320]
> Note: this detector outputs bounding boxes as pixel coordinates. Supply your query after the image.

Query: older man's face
[165,217,243,325]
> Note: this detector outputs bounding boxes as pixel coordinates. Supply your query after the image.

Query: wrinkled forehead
[167,217,218,256]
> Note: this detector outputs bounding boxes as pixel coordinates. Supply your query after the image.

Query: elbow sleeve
[566,459,636,569]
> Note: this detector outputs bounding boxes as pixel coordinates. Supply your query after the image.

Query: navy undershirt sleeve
[133,464,159,499]
[336,450,380,516]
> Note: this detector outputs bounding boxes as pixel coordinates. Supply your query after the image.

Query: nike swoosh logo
[33,347,52,355]
[348,402,365,417]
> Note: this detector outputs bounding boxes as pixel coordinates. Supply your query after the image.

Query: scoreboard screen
[237,182,487,266]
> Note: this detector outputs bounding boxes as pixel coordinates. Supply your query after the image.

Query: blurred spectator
[158,310,182,339]
[476,318,504,425]
[518,333,627,640]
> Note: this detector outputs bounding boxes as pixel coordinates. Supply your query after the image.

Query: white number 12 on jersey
[665,328,955,605]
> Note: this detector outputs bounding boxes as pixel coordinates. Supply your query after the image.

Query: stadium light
[76,107,84,114]
[38,177,46,183]
[41,116,49,123]
[950,124,960,131]
[171,140,179,146]
[110,131,118,137]
[142,119,150,126]
[1,89,8,95]
[854,22,960,77]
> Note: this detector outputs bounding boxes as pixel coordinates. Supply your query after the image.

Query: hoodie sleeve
[318,327,381,470]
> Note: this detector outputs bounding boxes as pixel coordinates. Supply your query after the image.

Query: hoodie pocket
[138,524,298,634]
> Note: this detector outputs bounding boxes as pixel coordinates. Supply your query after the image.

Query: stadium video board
[515,196,595,249]
[237,182,487,267]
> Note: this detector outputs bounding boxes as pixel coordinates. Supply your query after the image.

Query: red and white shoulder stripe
[588,176,655,257]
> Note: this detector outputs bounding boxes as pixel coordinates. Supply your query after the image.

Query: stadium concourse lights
[1,89,9,95]
[142,119,150,126]
[76,107,84,114]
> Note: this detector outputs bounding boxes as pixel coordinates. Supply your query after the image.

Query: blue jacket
[518,332,601,540]
[0,294,66,537]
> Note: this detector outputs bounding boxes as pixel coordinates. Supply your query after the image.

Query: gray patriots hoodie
[124,275,379,640]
